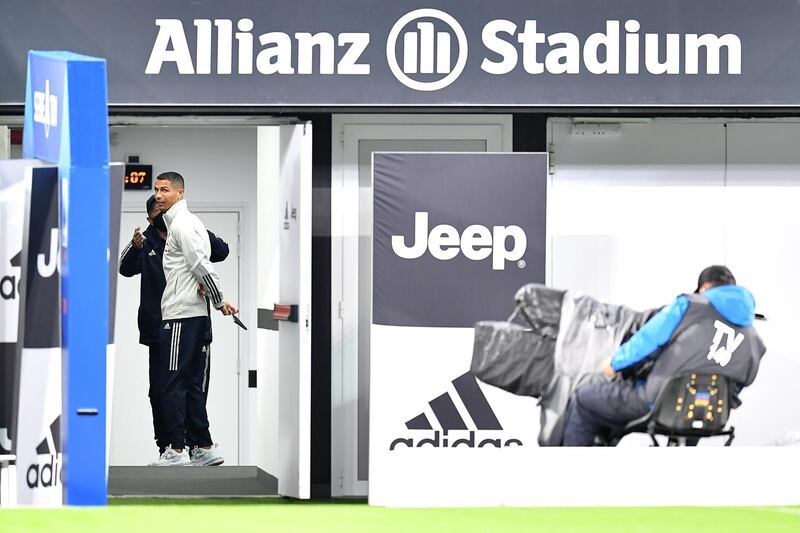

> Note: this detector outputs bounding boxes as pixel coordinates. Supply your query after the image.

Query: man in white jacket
[152,171,238,466]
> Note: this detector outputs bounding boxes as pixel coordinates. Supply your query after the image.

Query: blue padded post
[23,50,110,506]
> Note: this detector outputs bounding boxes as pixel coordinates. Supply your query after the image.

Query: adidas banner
[370,153,547,506]
[15,166,63,507]
[0,160,43,458]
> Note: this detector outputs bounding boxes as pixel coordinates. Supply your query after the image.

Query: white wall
[549,118,800,445]
[109,126,261,464]
[0,127,8,159]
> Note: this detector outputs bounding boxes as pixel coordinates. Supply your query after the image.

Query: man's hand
[219,302,238,316]
[197,284,207,297]
[601,357,617,378]
[132,226,144,249]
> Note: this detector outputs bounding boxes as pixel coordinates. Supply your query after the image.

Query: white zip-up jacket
[161,199,225,320]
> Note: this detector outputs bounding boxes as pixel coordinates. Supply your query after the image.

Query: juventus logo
[706,320,744,367]
[37,228,60,278]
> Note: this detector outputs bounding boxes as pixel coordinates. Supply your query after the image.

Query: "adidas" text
[0,275,17,300]
[26,454,63,489]
[390,430,522,450]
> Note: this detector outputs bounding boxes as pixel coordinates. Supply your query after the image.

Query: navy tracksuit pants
[562,380,651,446]
[158,316,213,450]
[148,342,212,453]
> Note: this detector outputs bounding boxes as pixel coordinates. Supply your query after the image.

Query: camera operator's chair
[607,373,736,446]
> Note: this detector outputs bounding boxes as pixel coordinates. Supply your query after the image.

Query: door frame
[330,114,513,497]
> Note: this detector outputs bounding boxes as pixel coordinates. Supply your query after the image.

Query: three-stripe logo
[390,372,523,450]
[169,321,182,371]
[386,9,468,92]
[26,416,63,489]
[405,371,502,432]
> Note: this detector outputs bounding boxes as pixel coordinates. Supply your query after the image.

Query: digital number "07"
[126,171,146,184]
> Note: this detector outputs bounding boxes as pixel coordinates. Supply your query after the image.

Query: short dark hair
[146,195,157,216]
[155,171,185,189]
[696,265,736,292]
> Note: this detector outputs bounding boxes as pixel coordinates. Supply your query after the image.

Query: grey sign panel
[1,0,800,106]
[373,152,547,328]
[108,163,123,342]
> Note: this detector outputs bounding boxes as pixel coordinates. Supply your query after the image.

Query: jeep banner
[369,153,547,506]
[0,159,43,458]
[15,165,63,506]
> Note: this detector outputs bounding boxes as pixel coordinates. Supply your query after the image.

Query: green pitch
[2,499,799,533]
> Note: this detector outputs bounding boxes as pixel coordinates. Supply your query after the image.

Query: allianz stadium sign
[1,1,800,106]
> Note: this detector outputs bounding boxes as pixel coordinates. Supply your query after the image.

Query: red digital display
[124,164,153,190]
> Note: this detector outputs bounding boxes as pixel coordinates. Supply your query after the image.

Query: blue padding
[24,50,110,506]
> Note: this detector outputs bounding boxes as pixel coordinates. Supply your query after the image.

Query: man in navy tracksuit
[119,195,229,457]
[562,265,766,446]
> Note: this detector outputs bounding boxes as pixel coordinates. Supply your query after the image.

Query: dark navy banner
[2,1,800,106]
[373,153,547,328]
[15,165,63,506]
[21,167,61,349]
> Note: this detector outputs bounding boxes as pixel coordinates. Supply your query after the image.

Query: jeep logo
[391,211,527,270]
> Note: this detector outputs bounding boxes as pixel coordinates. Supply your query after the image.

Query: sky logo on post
[33,80,58,139]
[24,53,66,163]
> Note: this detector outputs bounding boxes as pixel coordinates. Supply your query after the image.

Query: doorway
[111,209,241,465]
[330,114,513,496]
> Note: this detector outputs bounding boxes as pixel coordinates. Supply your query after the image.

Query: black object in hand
[232,314,248,330]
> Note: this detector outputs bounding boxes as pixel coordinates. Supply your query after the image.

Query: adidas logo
[26,416,63,489]
[1,251,22,301]
[389,372,523,450]
[148,250,157,256]
[164,323,171,330]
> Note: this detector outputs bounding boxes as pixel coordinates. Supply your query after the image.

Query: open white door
[272,123,313,499]
[331,114,513,497]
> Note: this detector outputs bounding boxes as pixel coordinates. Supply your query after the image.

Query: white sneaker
[190,444,224,466]
[151,445,190,466]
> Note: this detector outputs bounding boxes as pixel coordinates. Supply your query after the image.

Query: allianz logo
[391,212,527,271]
[33,80,58,139]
